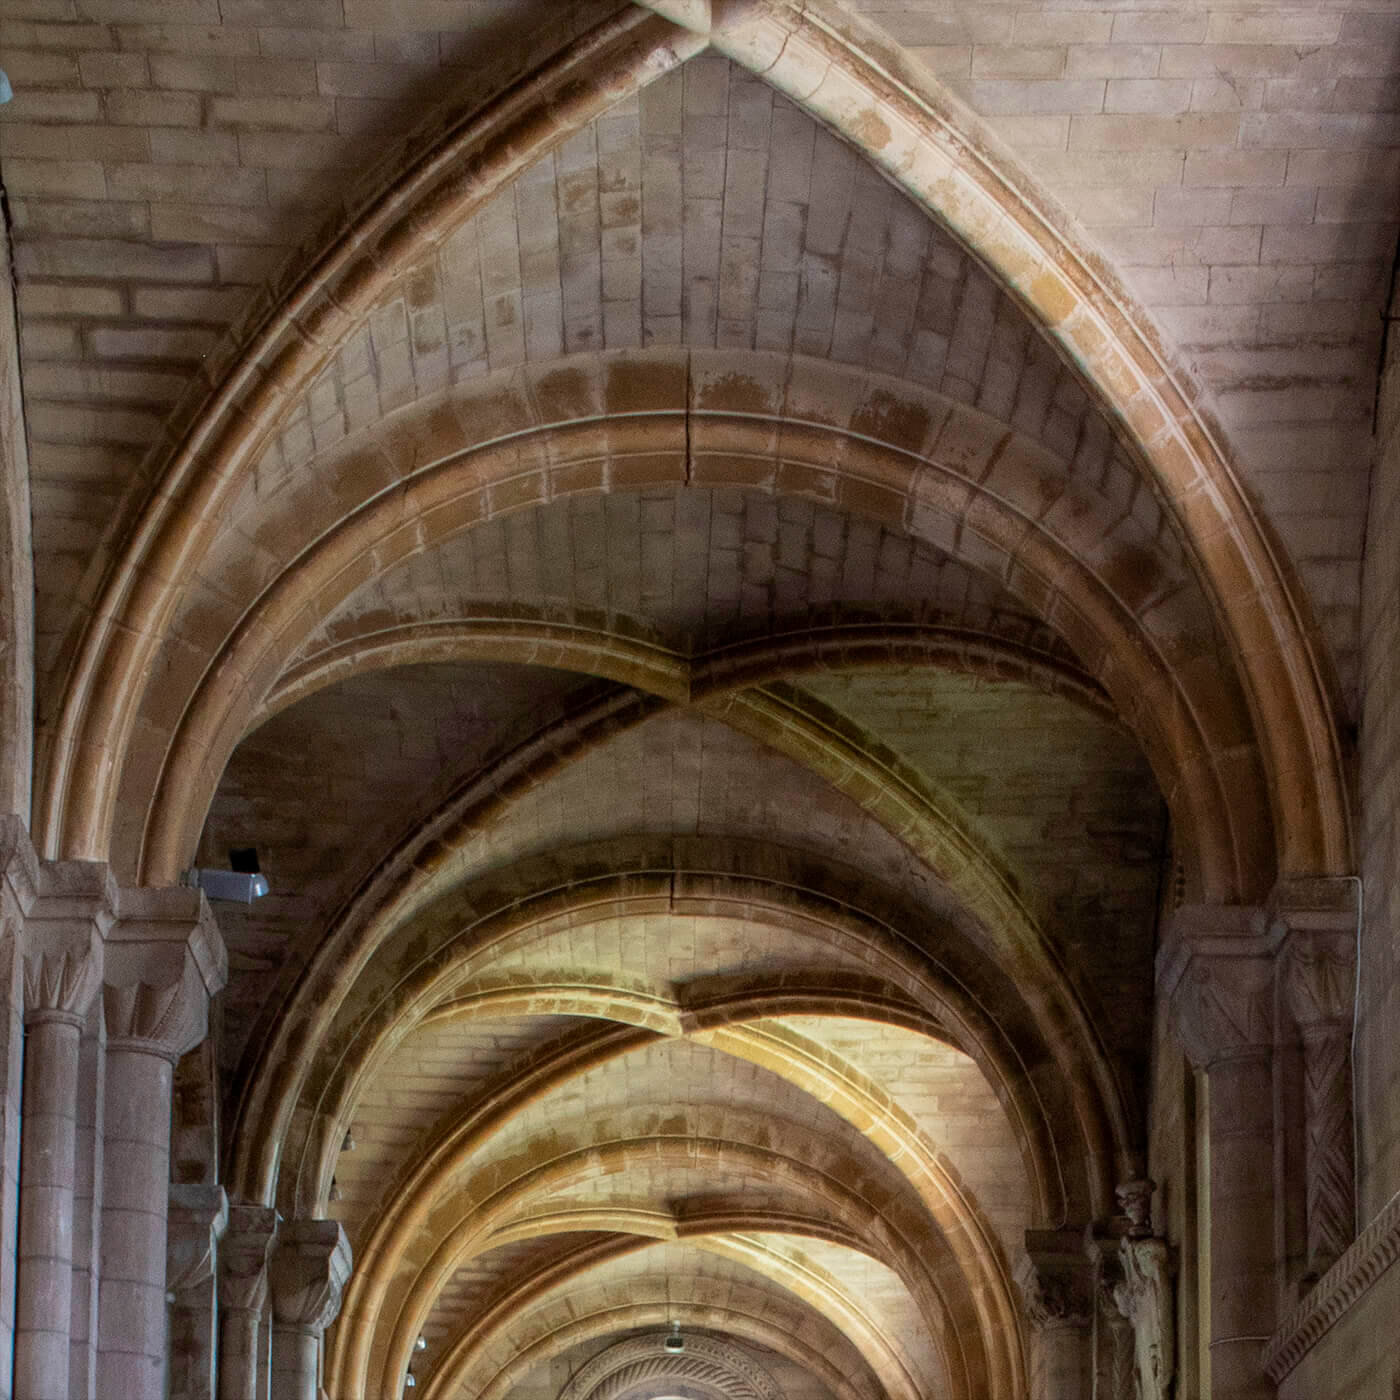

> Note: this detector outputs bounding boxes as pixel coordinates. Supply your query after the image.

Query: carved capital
[1157,903,1272,1069]
[103,886,227,1059]
[1020,1228,1092,1330]
[22,859,113,1023]
[269,1219,352,1335]
[219,1203,279,1315]
[167,1183,228,1296]
[1274,887,1357,1036]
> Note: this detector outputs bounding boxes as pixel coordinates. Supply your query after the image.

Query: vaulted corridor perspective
[0,1,1398,1397]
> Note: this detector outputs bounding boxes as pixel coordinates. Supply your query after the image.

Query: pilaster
[1273,878,1360,1282]
[1159,903,1276,1400]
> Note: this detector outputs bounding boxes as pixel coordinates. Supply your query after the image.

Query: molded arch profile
[420,1299,884,1400]
[232,662,1131,1222]
[353,1129,977,1400]
[247,838,1107,1227]
[37,0,1349,900]
[327,1007,1021,1398]
[126,360,1256,903]
[265,612,1120,729]
[416,1232,940,1400]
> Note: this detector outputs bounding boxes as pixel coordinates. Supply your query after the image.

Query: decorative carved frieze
[1263,1188,1400,1382]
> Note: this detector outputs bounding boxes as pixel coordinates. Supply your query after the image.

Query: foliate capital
[1156,903,1272,1069]
[22,859,113,1022]
[103,886,227,1059]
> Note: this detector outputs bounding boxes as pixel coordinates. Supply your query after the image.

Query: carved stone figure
[1113,1235,1174,1400]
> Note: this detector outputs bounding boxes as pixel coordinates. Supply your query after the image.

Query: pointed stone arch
[34,0,1350,901]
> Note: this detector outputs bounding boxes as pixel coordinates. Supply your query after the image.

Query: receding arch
[35,0,1349,908]
[248,842,1109,1230]
[124,368,1256,904]
[361,1129,982,1400]
[556,1332,784,1400]
[416,1232,936,1400]
[423,1299,882,1400]
[229,662,1131,1230]
[326,999,1022,1398]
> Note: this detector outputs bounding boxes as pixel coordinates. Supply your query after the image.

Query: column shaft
[69,1011,103,1400]
[269,1325,319,1400]
[0,925,23,1400]
[1206,1052,1275,1400]
[96,1045,174,1400]
[15,1014,81,1400]
[220,1306,265,1400]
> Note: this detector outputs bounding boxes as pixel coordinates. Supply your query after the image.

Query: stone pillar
[218,1205,277,1400]
[1020,1228,1093,1399]
[267,1221,351,1400]
[168,1184,227,1400]
[97,888,226,1400]
[69,1007,105,1400]
[1274,880,1359,1282]
[1159,904,1276,1400]
[16,862,109,1400]
[0,819,37,1400]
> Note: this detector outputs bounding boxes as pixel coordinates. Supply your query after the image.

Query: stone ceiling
[3,1,1385,1396]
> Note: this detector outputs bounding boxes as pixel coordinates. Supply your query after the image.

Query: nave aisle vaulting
[0,1,1399,1398]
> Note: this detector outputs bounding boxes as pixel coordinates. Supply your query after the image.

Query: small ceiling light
[404,1374,417,1390]
[415,1336,428,1352]
[328,1177,342,1202]
[342,1131,357,1153]
[664,1322,684,1354]
[0,72,12,104]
